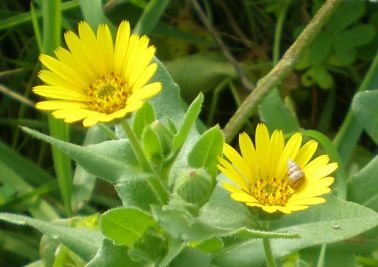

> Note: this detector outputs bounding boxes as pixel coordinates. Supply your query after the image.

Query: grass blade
[42,0,73,216]
[134,0,170,35]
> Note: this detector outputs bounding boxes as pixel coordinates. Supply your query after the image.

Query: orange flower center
[251,178,293,206]
[87,73,130,114]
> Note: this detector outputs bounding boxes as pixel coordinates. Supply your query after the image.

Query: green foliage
[1,0,378,266]
[296,1,376,89]
[0,213,102,262]
[212,196,378,267]
[352,90,378,144]
[100,207,156,247]
[348,156,378,211]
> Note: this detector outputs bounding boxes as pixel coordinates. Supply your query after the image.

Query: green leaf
[159,237,186,267]
[327,1,365,32]
[172,93,204,154]
[258,89,300,134]
[79,0,112,30]
[307,31,333,65]
[130,227,167,263]
[336,25,376,48]
[212,196,378,267]
[0,161,58,220]
[304,130,347,199]
[100,207,156,247]
[141,125,164,164]
[0,140,53,186]
[170,248,211,267]
[191,237,224,253]
[348,156,378,211]
[150,58,186,127]
[115,174,160,212]
[152,187,297,241]
[0,1,78,31]
[133,102,156,139]
[71,125,109,212]
[188,125,224,176]
[0,213,102,262]
[166,52,236,101]
[352,90,378,144]
[133,0,170,35]
[21,127,139,183]
[87,239,147,267]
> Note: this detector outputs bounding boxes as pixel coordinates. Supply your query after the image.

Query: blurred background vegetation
[0,0,377,266]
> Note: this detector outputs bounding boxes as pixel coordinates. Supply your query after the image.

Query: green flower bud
[174,168,213,205]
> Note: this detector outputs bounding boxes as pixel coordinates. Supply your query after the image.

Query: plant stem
[333,51,378,164]
[316,244,327,267]
[223,0,342,142]
[121,120,154,173]
[263,238,277,267]
[121,120,169,204]
[42,0,73,216]
[191,0,255,92]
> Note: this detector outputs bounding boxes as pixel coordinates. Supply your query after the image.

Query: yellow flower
[33,21,161,127]
[218,123,338,214]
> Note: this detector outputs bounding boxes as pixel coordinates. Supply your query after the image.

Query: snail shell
[287,159,305,189]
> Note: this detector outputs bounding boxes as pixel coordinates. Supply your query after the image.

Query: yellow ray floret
[33,21,162,127]
[217,123,338,214]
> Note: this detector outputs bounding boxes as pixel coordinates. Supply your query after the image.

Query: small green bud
[150,120,174,155]
[141,125,164,165]
[174,168,213,205]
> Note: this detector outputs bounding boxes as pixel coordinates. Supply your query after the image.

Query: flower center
[87,73,130,114]
[251,178,293,206]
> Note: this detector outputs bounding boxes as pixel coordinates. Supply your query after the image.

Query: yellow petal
[123,35,149,81]
[276,206,292,214]
[78,21,106,74]
[284,205,308,212]
[221,182,240,193]
[268,130,284,179]
[288,197,325,205]
[52,108,93,120]
[128,46,155,88]
[64,30,98,78]
[128,82,162,102]
[54,47,93,83]
[217,158,249,191]
[303,155,330,175]
[255,123,270,179]
[294,140,318,168]
[275,132,302,180]
[230,192,258,203]
[36,101,88,110]
[83,115,100,127]
[132,63,158,91]
[97,24,114,73]
[33,85,87,101]
[239,132,259,180]
[307,163,338,180]
[261,206,278,213]
[223,143,252,180]
[114,21,131,75]
[39,54,88,89]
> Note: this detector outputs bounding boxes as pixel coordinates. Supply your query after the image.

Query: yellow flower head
[33,21,161,127]
[218,123,338,214]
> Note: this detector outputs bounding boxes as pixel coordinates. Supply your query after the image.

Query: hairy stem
[223,0,342,142]
[263,238,277,267]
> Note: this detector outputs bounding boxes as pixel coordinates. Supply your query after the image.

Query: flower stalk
[223,0,342,142]
[120,120,168,204]
[263,238,277,267]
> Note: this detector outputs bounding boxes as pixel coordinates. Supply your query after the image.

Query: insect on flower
[287,159,305,189]
[217,123,338,214]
